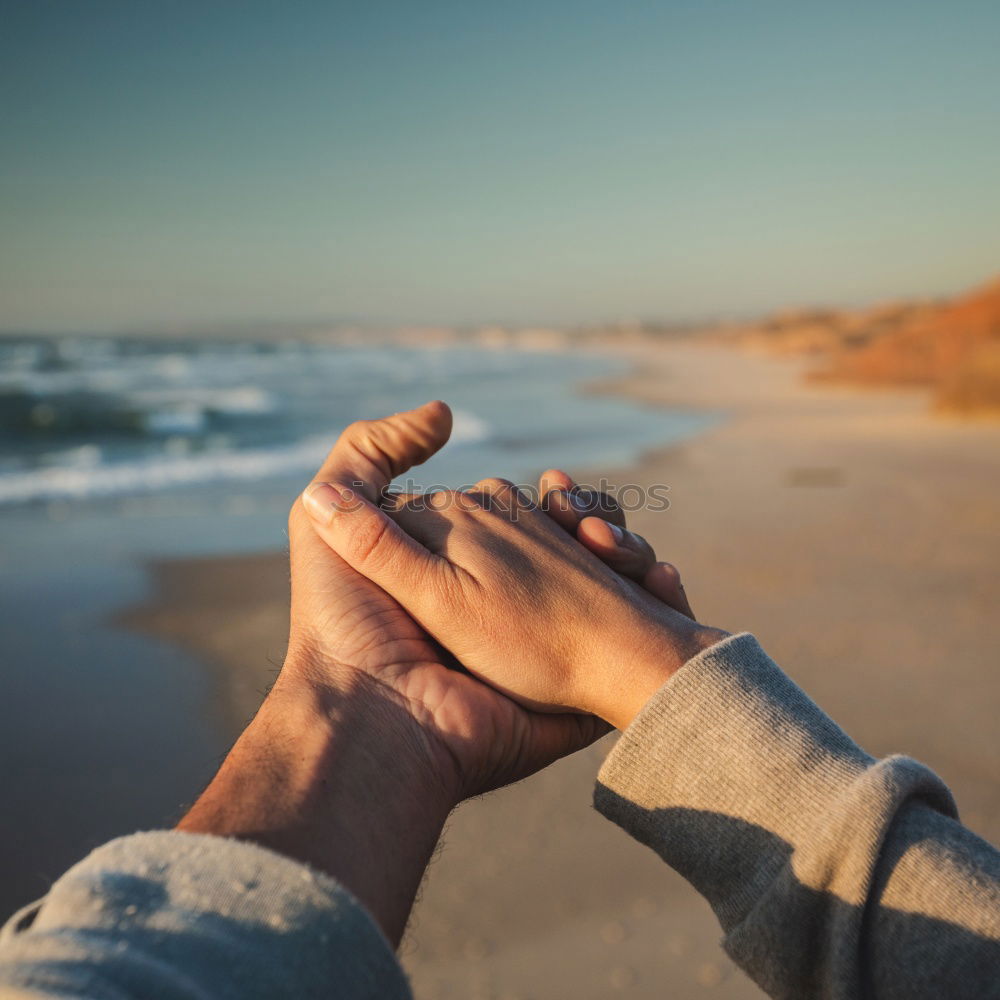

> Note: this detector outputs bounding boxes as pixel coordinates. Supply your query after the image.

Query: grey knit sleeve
[595,632,1000,999]
[0,830,411,1000]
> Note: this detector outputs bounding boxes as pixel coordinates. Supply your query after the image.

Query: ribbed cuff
[594,633,956,931]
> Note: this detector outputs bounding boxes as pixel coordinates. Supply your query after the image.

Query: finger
[539,469,580,533]
[521,711,614,771]
[575,521,696,619]
[383,489,473,552]
[314,400,452,502]
[476,708,613,792]
[643,561,696,620]
[539,468,575,498]
[467,477,535,519]
[472,476,519,495]
[540,490,580,533]
[301,483,447,614]
[568,489,626,528]
[576,516,657,581]
[540,469,627,533]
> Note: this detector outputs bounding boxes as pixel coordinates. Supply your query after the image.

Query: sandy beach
[123,341,1000,1000]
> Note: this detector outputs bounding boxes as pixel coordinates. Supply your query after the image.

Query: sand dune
[731,274,1000,415]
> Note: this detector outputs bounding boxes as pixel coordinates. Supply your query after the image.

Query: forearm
[595,633,1000,999]
[179,658,454,946]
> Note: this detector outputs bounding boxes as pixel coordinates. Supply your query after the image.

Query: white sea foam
[128,386,277,416]
[0,408,491,505]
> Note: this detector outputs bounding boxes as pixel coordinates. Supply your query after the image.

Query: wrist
[278,649,464,815]
[179,651,455,945]
[599,609,729,731]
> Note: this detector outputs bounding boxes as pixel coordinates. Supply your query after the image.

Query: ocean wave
[128,386,277,416]
[0,384,279,439]
[0,408,491,506]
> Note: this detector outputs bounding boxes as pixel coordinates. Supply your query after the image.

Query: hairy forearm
[178,659,454,946]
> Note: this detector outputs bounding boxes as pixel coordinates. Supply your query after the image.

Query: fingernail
[608,522,624,543]
[303,482,348,524]
[570,490,595,513]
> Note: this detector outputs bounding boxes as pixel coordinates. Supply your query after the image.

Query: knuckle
[451,489,479,512]
[473,478,519,516]
[344,418,373,439]
[476,476,516,494]
[658,561,681,582]
[350,418,407,479]
[345,512,392,569]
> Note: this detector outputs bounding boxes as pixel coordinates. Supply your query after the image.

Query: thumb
[301,482,444,605]
[315,399,452,503]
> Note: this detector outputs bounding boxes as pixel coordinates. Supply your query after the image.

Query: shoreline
[119,340,1000,999]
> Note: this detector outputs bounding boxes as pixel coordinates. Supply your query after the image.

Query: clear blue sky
[2,0,998,331]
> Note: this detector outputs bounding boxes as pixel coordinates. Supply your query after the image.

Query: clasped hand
[292,401,725,803]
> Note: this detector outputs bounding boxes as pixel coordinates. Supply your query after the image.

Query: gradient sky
[2,0,999,331]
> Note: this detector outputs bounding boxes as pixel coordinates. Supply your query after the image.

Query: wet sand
[124,341,1000,1000]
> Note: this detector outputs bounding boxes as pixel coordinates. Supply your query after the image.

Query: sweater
[1,633,997,998]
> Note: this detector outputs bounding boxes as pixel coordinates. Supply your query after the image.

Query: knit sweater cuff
[594,632,957,932]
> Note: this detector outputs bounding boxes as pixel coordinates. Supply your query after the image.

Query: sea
[0,333,716,916]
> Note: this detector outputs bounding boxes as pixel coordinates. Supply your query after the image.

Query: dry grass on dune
[935,343,1000,417]
[730,275,1000,416]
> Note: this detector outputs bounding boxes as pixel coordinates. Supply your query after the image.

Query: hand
[284,402,613,807]
[304,421,728,732]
